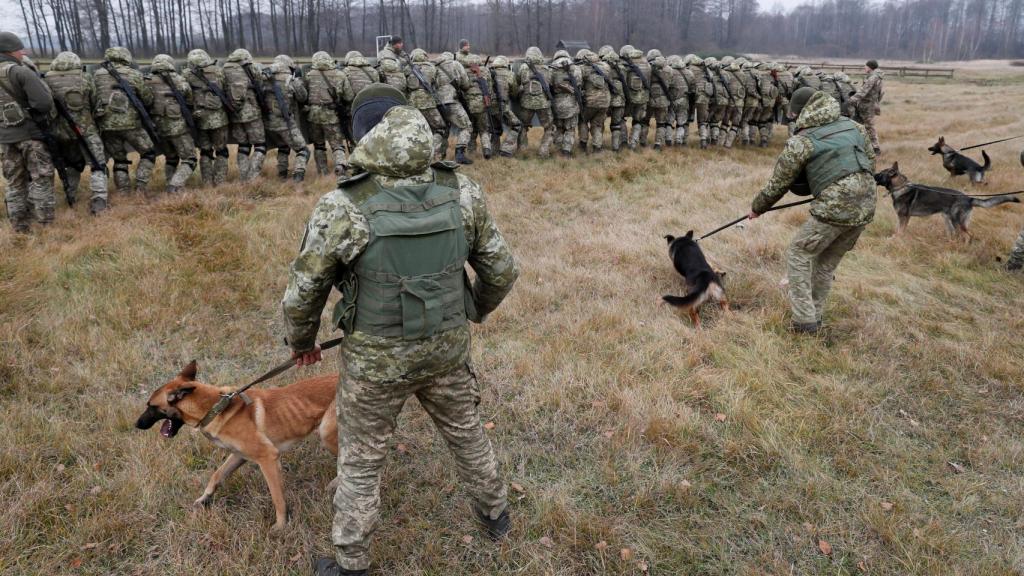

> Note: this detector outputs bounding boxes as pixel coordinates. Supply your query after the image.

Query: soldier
[184,48,231,187]
[1006,228,1024,271]
[456,39,474,66]
[93,46,157,194]
[737,59,762,146]
[342,51,380,96]
[686,55,710,149]
[146,54,197,194]
[261,55,309,182]
[434,52,473,164]
[462,54,495,159]
[794,66,822,90]
[222,48,267,181]
[577,49,611,154]
[774,62,796,135]
[832,72,855,117]
[748,88,876,334]
[664,56,691,147]
[378,57,407,94]
[282,85,520,576]
[645,50,673,150]
[849,60,884,154]
[702,57,729,148]
[44,50,110,213]
[754,62,779,147]
[719,57,745,149]
[515,46,555,158]
[598,45,627,153]
[0,32,56,231]
[487,55,521,158]
[405,48,448,160]
[306,51,353,178]
[549,50,582,158]
[620,46,650,150]
[376,36,405,65]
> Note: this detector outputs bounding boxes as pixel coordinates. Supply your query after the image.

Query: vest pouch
[1,101,25,127]
[463,269,481,323]
[399,277,445,340]
[704,82,714,97]
[63,88,85,111]
[629,75,643,91]
[164,95,182,119]
[528,80,542,96]
[203,91,221,110]
[332,273,359,334]
[108,91,129,114]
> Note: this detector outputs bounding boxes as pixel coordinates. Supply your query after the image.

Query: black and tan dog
[874,161,1020,240]
[136,361,338,531]
[660,231,729,327]
[928,136,991,184]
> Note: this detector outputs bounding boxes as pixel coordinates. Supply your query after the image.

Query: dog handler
[748,87,876,334]
[280,84,520,576]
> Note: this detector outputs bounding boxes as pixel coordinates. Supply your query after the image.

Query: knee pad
[254,144,266,154]
[610,123,622,131]
[113,161,131,174]
[140,150,157,163]
[278,146,290,155]
[184,156,198,169]
[314,143,327,151]
[200,149,215,160]
[217,148,230,159]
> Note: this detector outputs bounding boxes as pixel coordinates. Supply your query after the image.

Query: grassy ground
[2,71,1024,576]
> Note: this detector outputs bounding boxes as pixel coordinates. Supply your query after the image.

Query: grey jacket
[0,54,54,143]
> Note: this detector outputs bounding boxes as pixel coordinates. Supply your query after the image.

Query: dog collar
[197,391,254,429]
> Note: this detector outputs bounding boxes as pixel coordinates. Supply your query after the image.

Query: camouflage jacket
[341,61,380,99]
[222,61,264,123]
[751,92,876,227]
[435,58,469,105]
[306,67,352,125]
[580,61,612,109]
[489,66,518,107]
[621,58,651,105]
[93,63,153,132]
[43,68,98,140]
[184,65,230,130]
[550,62,582,119]
[741,70,760,107]
[516,61,553,110]
[281,106,519,382]
[667,67,689,108]
[776,70,795,99]
[689,64,711,105]
[405,61,440,111]
[722,69,745,106]
[146,70,193,138]
[705,67,730,107]
[850,70,884,107]
[262,68,307,132]
[648,64,672,109]
[755,70,777,108]
[463,67,493,114]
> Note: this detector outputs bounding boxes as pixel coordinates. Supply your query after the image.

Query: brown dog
[136,361,338,531]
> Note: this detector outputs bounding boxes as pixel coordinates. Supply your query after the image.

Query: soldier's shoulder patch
[431,160,460,171]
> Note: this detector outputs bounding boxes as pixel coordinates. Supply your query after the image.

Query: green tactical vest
[332,165,475,341]
[801,117,872,197]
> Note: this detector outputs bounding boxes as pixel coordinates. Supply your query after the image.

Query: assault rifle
[488,66,507,144]
[263,68,297,130]
[38,72,103,173]
[587,62,620,96]
[314,67,355,147]
[189,65,236,116]
[407,58,451,137]
[242,63,270,115]
[101,61,163,148]
[526,61,553,101]
[28,110,74,206]
[155,71,199,142]
[556,60,585,120]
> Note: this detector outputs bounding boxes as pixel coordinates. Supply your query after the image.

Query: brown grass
[2,69,1024,575]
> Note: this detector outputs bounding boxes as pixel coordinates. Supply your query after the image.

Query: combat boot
[90,197,108,216]
[292,170,305,183]
[499,151,514,158]
[314,147,330,176]
[455,146,473,165]
[1007,260,1023,272]
[312,557,367,576]
[477,508,511,540]
[790,321,819,335]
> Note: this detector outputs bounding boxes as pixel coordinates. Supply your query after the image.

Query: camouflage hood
[49,51,81,71]
[794,91,840,130]
[349,106,434,178]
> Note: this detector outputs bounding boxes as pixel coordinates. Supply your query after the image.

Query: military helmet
[0,31,24,53]
[720,55,734,66]
[599,46,619,63]
[580,50,599,63]
[704,56,719,69]
[274,54,296,70]
[598,45,614,58]
[629,48,643,60]
[311,51,335,70]
[789,86,816,116]
[187,48,214,69]
[410,48,428,63]
[735,57,748,65]
[651,55,667,68]
[228,48,253,64]
[49,51,82,72]
[756,61,772,71]
[795,65,812,77]
[438,51,455,62]
[666,55,684,69]
[646,49,663,61]
[150,54,176,73]
[345,50,363,60]
[464,54,482,67]
[525,46,544,64]
[727,61,741,72]
[491,55,509,69]
[553,49,570,61]
[836,72,850,82]
[105,46,133,65]
[618,45,635,58]
[690,55,704,67]
[346,51,368,66]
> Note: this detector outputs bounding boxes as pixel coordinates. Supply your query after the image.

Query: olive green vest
[332,165,474,341]
[801,117,872,197]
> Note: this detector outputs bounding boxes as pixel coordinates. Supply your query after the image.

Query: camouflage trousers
[579,106,608,152]
[669,99,689,146]
[515,107,554,158]
[552,114,578,155]
[309,122,348,178]
[161,132,197,191]
[720,106,743,148]
[855,103,880,151]
[444,102,472,155]
[490,104,521,157]
[267,123,309,178]
[58,130,108,204]
[786,217,866,325]
[2,140,55,231]
[756,106,776,147]
[417,108,448,160]
[196,126,230,187]
[625,103,648,150]
[465,110,493,156]
[1006,227,1024,271]
[607,106,625,151]
[230,119,267,181]
[102,129,156,193]
[740,105,760,145]
[641,106,670,148]
[694,102,712,146]
[332,363,507,571]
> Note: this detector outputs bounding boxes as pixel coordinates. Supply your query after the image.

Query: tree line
[15,0,1024,61]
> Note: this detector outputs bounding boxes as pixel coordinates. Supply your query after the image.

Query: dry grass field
[3,69,1024,576]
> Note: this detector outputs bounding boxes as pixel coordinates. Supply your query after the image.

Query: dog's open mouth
[160,417,184,438]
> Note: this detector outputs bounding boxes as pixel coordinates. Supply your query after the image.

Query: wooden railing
[781,61,955,78]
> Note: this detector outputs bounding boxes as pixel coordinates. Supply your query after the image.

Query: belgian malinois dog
[136,361,338,531]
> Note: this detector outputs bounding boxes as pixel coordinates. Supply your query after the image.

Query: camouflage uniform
[515,47,555,158]
[262,55,310,181]
[342,51,381,97]
[378,57,407,94]
[719,58,746,148]
[462,55,495,159]
[487,56,521,158]
[281,105,519,573]
[405,49,448,159]
[93,47,156,193]
[0,52,55,230]
[184,49,231,186]
[306,51,353,178]
[222,49,267,181]
[44,51,109,211]
[754,62,780,147]
[644,51,673,149]
[375,44,403,66]
[549,51,581,157]
[774,63,796,135]
[702,58,729,148]
[598,46,626,152]
[434,52,473,159]
[667,55,692,146]
[849,68,884,152]
[832,73,855,117]
[1006,228,1024,271]
[794,66,823,91]
[146,54,197,193]
[751,92,876,327]
[737,59,762,146]
[687,56,712,149]
[577,49,611,153]
[620,46,651,150]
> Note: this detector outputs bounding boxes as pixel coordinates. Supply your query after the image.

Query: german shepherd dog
[928,136,991,184]
[136,361,338,531]
[874,161,1020,240]
[660,231,729,327]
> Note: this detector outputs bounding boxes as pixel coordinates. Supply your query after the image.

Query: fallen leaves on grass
[818,539,833,556]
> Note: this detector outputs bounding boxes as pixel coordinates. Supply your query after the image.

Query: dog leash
[888,183,1024,199]
[197,337,345,428]
[959,135,1024,152]
[700,198,814,240]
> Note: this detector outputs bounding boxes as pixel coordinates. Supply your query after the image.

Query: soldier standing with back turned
[849,59,884,154]
[184,49,232,187]
[93,47,157,195]
[146,54,197,194]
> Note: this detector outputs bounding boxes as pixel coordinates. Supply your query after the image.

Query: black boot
[293,171,305,183]
[477,508,511,540]
[312,557,367,576]
[90,197,108,216]
[790,321,820,335]
[455,146,473,165]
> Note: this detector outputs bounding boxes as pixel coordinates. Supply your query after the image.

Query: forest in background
[15,0,1024,61]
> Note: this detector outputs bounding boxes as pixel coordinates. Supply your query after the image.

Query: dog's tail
[982,150,991,171]
[662,273,712,308]
[972,194,1021,208]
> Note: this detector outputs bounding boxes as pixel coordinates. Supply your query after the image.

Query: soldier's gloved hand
[292,345,322,366]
